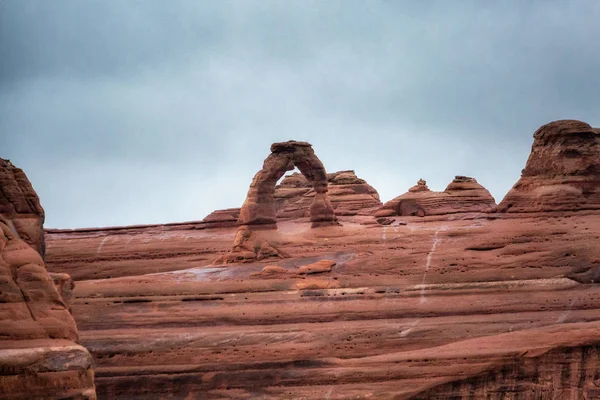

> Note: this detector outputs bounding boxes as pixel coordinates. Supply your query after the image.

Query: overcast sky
[2,0,599,228]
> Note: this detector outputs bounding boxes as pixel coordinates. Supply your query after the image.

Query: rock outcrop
[376,176,496,217]
[0,160,95,399]
[221,141,339,263]
[498,119,600,212]
[276,170,381,218]
[0,158,45,256]
[238,141,338,229]
[0,215,96,399]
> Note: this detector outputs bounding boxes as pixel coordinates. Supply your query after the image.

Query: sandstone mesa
[1,119,600,399]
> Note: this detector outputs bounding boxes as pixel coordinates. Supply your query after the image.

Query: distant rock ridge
[498,119,600,212]
[376,176,497,217]
[0,158,46,256]
[202,170,381,229]
[275,170,382,219]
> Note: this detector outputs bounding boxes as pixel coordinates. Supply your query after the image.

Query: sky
[2,0,600,228]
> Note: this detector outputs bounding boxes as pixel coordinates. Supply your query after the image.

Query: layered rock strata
[376,176,496,217]
[498,119,600,212]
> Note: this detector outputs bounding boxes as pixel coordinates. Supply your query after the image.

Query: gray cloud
[2,0,600,228]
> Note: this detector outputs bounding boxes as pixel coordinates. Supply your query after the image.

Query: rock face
[0,215,96,399]
[376,176,496,217]
[0,158,45,256]
[498,119,600,212]
[0,160,95,399]
[238,141,338,229]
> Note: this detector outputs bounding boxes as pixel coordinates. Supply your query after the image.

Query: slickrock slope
[498,119,600,212]
[45,212,600,399]
[0,158,46,256]
[376,176,496,217]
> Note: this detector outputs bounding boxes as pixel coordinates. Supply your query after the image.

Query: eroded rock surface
[0,158,45,256]
[0,215,95,399]
[498,119,600,212]
[376,176,496,217]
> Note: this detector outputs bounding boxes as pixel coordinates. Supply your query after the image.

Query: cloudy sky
[2,0,599,228]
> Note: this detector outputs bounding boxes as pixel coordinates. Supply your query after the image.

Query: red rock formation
[498,119,600,212]
[221,141,339,263]
[0,215,96,399]
[0,158,45,256]
[0,160,95,399]
[238,141,338,229]
[376,176,496,217]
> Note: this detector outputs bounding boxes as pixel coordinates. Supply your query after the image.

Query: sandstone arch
[238,140,338,228]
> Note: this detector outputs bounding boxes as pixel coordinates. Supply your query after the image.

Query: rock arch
[238,140,338,228]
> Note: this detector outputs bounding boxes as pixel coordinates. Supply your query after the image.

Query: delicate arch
[238,141,338,228]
